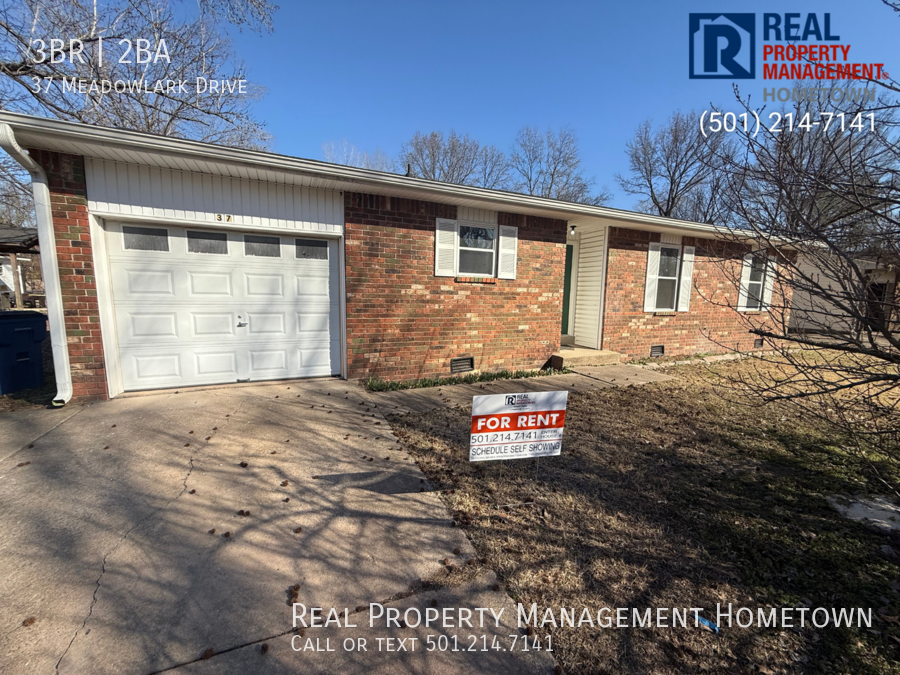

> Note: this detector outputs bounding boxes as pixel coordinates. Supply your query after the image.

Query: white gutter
[0,124,73,405]
[0,112,733,238]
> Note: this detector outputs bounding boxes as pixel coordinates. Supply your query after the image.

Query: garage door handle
[236,321,248,327]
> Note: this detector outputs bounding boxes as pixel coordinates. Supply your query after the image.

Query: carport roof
[0,111,739,239]
[0,226,39,253]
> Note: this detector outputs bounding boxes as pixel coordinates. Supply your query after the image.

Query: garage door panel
[247,312,286,335]
[130,313,178,338]
[191,312,236,338]
[107,223,341,391]
[249,349,289,375]
[117,268,176,296]
[295,276,329,298]
[195,351,239,377]
[299,347,332,368]
[189,271,233,297]
[245,273,284,297]
[297,312,330,334]
[132,353,181,381]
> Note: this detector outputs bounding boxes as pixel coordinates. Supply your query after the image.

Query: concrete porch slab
[548,347,621,370]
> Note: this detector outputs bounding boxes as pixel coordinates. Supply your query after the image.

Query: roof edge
[0,111,746,238]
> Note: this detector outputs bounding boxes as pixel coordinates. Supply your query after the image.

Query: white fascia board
[0,111,755,242]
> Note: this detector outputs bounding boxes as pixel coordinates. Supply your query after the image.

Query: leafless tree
[322,139,397,173]
[0,0,273,144]
[616,111,735,223]
[400,131,485,185]
[703,73,900,496]
[475,144,509,190]
[0,0,275,227]
[510,126,611,205]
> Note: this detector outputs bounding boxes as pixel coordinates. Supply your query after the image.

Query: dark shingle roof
[0,227,38,252]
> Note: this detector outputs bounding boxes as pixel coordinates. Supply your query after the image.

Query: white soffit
[1,111,737,238]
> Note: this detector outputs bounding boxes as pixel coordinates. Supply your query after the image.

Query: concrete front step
[548,347,622,370]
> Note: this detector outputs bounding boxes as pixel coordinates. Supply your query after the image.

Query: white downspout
[0,124,73,405]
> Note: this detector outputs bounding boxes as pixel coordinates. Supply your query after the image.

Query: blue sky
[230,1,898,209]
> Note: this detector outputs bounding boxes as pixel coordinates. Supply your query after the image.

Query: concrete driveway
[0,379,553,674]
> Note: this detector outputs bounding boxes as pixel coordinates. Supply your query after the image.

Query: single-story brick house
[0,112,789,404]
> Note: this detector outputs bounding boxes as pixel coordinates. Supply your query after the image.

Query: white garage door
[105,222,341,391]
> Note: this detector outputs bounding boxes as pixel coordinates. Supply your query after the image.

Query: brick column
[29,149,108,402]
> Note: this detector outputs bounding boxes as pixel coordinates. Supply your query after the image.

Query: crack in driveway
[144,580,443,674]
[54,400,243,674]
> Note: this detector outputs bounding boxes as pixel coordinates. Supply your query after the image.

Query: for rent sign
[469,391,568,462]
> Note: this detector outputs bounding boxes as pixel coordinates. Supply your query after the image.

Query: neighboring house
[0,226,42,307]
[0,113,790,403]
[789,254,897,334]
[0,257,20,297]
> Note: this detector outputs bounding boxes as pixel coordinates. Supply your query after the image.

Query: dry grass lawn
[389,358,900,675]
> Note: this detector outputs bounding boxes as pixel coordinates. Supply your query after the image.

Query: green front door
[562,244,573,334]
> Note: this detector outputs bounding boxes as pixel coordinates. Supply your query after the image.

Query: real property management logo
[689,13,755,79]
[689,13,887,83]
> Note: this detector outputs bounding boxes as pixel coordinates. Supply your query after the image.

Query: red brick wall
[344,193,566,381]
[601,226,790,360]
[30,150,108,402]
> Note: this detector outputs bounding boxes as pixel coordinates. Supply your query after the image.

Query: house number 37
[215,214,233,222]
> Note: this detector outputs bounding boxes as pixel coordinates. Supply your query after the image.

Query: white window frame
[456,222,497,278]
[650,243,681,312]
[738,251,776,312]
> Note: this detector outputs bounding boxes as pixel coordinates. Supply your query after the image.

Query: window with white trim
[434,219,518,279]
[738,252,776,311]
[458,224,496,276]
[655,245,680,310]
[643,242,695,313]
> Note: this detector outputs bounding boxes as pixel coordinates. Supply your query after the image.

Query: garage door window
[187,230,228,254]
[244,234,280,257]
[123,226,169,252]
[295,239,328,260]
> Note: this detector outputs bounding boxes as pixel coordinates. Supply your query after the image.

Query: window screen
[188,230,228,255]
[244,234,280,257]
[746,255,767,310]
[123,226,169,252]
[295,239,328,260]
[458,225,496,276]
[655,246,680,310]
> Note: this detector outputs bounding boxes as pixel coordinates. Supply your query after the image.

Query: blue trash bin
[0,311,48,395]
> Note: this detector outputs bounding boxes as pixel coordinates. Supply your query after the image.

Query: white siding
[86,158,344,234]
[573,226,608,349]
[457,206,498,224]
[660,232,682,245]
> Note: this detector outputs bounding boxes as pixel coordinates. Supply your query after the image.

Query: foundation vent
[450,357,475,374]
